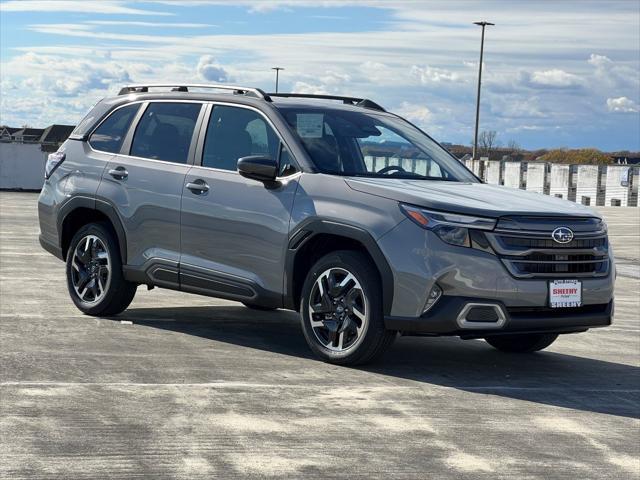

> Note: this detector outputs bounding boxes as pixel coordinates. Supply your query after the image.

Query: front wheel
[300,250,396,365]
[485,333,558,353]
[66,222,137,316]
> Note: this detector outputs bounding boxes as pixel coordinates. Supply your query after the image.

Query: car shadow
[118,305,639,419]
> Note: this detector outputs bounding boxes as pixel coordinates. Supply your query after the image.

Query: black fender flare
[57,195,128,264]
[284,218,394,315]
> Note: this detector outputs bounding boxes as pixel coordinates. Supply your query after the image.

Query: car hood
[345,178,599,218]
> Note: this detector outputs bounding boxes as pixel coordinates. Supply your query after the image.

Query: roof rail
[267,93,385,112]
[117,83,270,100]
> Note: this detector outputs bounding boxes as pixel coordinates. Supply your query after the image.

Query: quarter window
[202,106,279,171]
[89,103,140,153]
[130,102,202,164]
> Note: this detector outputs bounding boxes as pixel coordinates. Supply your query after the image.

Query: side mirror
[237,155,278,182]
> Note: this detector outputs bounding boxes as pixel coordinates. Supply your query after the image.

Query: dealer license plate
[549,280,582,308]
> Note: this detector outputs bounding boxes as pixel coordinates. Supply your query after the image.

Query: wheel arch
[58,196,128,263]
[284,219,394,315]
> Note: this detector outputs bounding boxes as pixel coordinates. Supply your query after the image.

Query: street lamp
[472,21,494,161]
[272,67,284,93]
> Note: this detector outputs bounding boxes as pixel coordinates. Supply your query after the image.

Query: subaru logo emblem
[552,227,574,244]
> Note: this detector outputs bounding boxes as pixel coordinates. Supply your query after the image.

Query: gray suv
[38,83,615,365]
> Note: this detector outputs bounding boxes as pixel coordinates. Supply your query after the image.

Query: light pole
[472,21,494,160]
[272,67,284,93]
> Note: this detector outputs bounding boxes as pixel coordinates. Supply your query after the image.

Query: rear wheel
[300,250,396,365]
[66,222,137,316]
[485,333,558,353]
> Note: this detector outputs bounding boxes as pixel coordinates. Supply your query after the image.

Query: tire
[66,222,137,316]
[300,250,396,365]
[485,333,558,353]
[242,302,277,311]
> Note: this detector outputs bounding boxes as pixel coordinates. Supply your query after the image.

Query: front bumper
[385,296,613,338]
[376,218,615,332]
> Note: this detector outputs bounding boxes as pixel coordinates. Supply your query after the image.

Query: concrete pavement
[1,192,638,479]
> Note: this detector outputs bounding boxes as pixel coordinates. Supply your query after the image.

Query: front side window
[130,102,202,163]
[281,108,477,182]
[89,103,140,153]
[202,105,279,171]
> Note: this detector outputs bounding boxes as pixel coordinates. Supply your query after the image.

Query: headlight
[400,203,496,247]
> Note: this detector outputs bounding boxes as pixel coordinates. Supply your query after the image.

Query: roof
[71,88,393,140]
[0,126,21,135]
[39,124,75,144]
[12,128,45,138]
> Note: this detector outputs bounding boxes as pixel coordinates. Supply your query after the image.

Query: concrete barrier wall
[605,166,631,206]
[549,164,571,199]
[485,161,502,185]
[0,143,47,190]
[575,165,600,206]
[525,163,547,194]
[503,162,523,189]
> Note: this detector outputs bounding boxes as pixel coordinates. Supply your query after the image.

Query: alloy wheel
[308,267,369,352]
[70,235,111,304]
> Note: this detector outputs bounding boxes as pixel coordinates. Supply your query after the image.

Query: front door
[180,104,299,306]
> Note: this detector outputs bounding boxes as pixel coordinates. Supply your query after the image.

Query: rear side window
[202,105,279,171]
[130,102,202,164]
[88,103,140,153]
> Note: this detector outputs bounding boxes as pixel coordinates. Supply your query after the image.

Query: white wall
[485,161,502,185]
[526,163,547,193]
[604,165,630,206]
[0,143,46,190]
[575,165,599,206]
[549,164,571,199]
[503,162,523,189]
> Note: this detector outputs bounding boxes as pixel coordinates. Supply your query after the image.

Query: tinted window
[203,106,279,171]
[130,102,201,163]
[89,103,140,153]
[282,108,477,182]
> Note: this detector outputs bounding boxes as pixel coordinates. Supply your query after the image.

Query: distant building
[0,126,21,141]
[40,125,75,145]
[11,128,45,143]
[612,155,640,165]
[0,124,75,151]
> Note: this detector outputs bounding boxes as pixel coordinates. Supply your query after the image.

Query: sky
[1,0,639,151]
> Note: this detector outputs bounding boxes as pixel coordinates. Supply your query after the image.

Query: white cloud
[410,65,462,84]
[529,69,582,88]
[86,21,215,28]
[196,55,230,82]
[291,82,330,95]
[395,102,432,126]
[0,0,172,15]
[606,97,639,113]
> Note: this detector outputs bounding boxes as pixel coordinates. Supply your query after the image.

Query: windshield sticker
[296,114,324,138]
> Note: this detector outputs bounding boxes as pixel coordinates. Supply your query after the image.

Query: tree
[538,148,611,165]
[507,139,521,152]
[478,130,499,158]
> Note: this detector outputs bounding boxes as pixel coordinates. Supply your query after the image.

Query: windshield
[281,107,476,182]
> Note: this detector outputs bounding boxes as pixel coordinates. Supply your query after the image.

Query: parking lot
[0,191,638,479]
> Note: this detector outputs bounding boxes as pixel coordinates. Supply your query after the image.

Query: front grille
[500,236,607,250]
[487,216,610,279]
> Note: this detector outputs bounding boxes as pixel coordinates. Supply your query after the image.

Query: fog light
[423,284,442,314]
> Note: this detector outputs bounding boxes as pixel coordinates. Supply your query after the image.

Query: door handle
[108,167,128,180]
[186,179,210,194]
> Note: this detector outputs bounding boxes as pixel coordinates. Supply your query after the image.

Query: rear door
[180,103,299,306]
[96,101,205,287]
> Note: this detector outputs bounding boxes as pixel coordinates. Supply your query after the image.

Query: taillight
[45,151,66,179]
